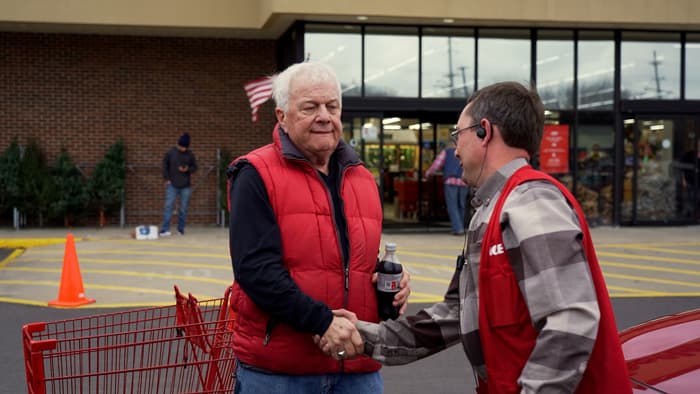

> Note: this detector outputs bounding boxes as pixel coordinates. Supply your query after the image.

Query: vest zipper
[312,163,352,309]
[301,157,358,373]
[336,167,351,310]
[263,318,277,346]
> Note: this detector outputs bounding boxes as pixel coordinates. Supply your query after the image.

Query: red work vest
[477,166,632,393]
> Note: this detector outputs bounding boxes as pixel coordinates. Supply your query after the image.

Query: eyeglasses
[450,123,480,143]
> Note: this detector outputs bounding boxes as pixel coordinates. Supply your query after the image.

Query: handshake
[313,269,411,360]
[313,309,364,361]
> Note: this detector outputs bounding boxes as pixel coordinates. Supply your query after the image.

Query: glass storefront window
[478,29,531,88]
[365,26,419,97]
[342,118,363,159]
[421,28,475,98]
[305,24,362,96]
[686,33,700,99]
[537,30,574,110]
[576,123,615,225]
[621,32,681,100]
[578,31,614,110]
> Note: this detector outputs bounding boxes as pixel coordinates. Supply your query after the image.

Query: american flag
[244,76,274,122]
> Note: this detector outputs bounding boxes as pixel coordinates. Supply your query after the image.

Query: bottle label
[377,273,402,293]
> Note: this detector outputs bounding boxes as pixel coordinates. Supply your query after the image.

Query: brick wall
[0,32,278,226]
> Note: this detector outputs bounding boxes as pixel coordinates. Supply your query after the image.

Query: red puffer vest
[477,166,631,393]
[229,129,383,374]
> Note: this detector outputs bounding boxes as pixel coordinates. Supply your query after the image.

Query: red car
[620,308,700,393]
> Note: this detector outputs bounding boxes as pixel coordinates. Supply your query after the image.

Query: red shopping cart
[22,285,236,394]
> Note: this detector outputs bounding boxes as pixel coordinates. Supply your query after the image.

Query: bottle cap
[385,242,396,252]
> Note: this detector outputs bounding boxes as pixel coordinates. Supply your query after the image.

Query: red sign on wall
[539,125,570,174]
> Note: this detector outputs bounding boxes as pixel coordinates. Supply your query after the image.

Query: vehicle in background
[620,308,700,393]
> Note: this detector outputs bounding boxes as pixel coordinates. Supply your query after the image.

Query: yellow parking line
[403,261,455,272]
[597,251,700,266]
[31,249,231,259]
[0,296,175,308]
[96,239,231,251]
[612,292,700,298]
[0,297,51,306]
[600,260,700,276]
[408,275,451,284]
[0,249,24,268]
[409,297,444,303]
[4,267,233,285]
[598,242,700,248]
[0,238,77,248]
[599,245,700,257]
[0,279,215,297]
[30,257,230,270]
[606,285,649,293]
[603,272,700,288]
[609,292,662,297]
[401,251,457,260]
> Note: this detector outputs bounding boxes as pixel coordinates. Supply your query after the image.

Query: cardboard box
[135,225,159,240]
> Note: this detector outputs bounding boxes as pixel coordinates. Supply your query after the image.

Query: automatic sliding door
[381,117,420,223]
[621,116,697,224]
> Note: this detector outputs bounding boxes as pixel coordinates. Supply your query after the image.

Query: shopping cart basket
[22,285,236,394]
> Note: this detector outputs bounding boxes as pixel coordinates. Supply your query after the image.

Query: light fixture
[357,16,368,21]
[624,119,635,125]
[443,18,454,24]
[409,122,433,130]
[382,117,401,125]
[384,125,402,130]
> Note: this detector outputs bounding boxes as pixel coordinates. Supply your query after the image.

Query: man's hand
[314,311,363,360]
[178,165,189,172]
[395,268,411,314]
[372,268,411,315]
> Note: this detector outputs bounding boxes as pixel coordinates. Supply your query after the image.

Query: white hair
[272,61,342,113]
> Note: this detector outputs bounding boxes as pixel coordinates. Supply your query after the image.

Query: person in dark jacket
[227,61,410,393]
[159,133,197,236]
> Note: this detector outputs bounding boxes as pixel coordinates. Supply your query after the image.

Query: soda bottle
[376,242,402,320]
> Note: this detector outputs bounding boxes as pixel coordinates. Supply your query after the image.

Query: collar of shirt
[471,158,529,209]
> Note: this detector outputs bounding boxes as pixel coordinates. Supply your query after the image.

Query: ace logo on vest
[488,243,505,256]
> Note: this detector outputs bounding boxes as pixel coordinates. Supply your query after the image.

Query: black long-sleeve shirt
[228,156,349,336]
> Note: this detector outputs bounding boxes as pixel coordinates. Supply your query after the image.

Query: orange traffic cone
[48,233,96,307]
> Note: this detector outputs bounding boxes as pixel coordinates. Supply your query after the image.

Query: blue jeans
[444,183,469,234]
[160,184,192,233]
[234,363,383,394]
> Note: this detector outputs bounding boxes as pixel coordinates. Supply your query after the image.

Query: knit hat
[178,133,190,148]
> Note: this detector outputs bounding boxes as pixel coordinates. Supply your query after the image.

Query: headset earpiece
[476,125,486,139]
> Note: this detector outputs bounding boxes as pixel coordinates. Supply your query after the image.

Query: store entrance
[342,112,459,229]
[621,114,699,224]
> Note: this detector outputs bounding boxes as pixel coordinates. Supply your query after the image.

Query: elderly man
[227,61,409,393]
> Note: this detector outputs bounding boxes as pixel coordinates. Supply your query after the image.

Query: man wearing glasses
[339,81,631,393]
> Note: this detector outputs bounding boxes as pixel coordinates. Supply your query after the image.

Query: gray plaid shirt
[358,158,600,392]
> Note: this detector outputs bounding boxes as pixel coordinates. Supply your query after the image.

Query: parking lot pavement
[2,225,700,393]
[1,225,700,308]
